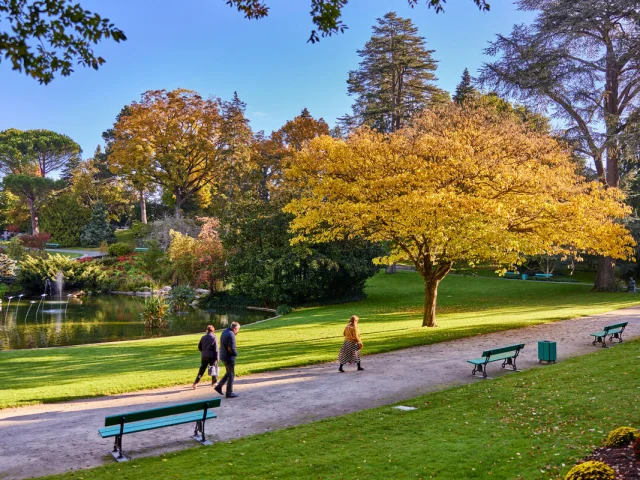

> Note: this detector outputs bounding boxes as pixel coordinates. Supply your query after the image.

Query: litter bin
[538,340,557,364]
[521,274,528,280]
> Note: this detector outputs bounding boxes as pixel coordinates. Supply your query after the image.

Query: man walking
[215,322,240,398]
[192,325,219,389]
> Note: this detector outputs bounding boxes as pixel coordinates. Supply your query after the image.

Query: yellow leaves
[285,102,635,274]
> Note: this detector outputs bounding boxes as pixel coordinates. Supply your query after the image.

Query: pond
[0,295,272,350]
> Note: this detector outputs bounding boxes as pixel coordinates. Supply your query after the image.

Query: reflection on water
[0,295,270,350]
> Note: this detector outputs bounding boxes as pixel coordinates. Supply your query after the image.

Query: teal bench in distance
[45,243,60,248]
[99,398,221,461]
[134,247,148,253]
[467,344,525,378]
[535,273,553,280]
[590,322,628,348]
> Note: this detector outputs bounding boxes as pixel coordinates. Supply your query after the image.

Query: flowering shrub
[564,461,615,480]
[604,426,638,447]
[21,232,51,250]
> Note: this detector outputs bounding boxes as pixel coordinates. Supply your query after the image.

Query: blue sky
[0,0,534,156]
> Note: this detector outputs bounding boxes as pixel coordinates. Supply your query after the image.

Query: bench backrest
[481,344,525,358]
[604,322,628,332]
[104,398,221,426]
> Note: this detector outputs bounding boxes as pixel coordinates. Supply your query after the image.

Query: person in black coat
[192,325,219,389]
[214,321,240,398]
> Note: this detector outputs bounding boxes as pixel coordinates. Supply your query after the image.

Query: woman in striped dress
[338,315,364,373]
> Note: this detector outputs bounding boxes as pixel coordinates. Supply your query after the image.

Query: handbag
[208,363,219,377]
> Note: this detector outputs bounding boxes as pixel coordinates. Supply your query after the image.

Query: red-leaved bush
[21,232,52,250]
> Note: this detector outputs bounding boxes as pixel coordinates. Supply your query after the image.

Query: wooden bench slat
[99,411,216,438]
[104,398,221,426]
[480,344,525,357]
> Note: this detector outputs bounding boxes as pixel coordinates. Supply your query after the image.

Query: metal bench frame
[590,322,627,348]
[100,398,221,462]
[467,344,525,378]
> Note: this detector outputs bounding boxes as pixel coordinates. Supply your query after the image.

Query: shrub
[21,232,51,250]
[39,194,91,247]
[141,294,169,328]
[564,461,615,480]
[276,304,292,316]
[130,221,152,239]
[147,215,199,250]
[108,242,134,257]
[604,426,638,447]
[168,285,196,311]
[17,254,107,293]
[135,241,167,281]
[4,236,25,260]
[633,436,640,460]
[0,254,17,277]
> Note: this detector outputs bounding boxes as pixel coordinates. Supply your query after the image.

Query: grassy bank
[40,338,640,479]
[1,271,639,409]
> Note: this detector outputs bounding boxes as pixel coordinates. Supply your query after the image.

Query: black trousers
[194,358,217,384]
[217,359,236,393]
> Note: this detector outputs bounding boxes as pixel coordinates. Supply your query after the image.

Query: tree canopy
[341,12,446,133]
[480,0,640,290]
[285,102,634,327]
[225,0,490,43]
[109,89,224,216]
[0,128,81,177]
[0,0,126,84]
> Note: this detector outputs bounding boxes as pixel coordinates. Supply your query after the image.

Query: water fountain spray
[36,294,46,314]
[65,294,73,315]
[4,296,13,321]
[25,301,36,322]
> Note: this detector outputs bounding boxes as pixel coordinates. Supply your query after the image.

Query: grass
[40,338,640,480]
[1,271,639,409]
[452,266,597,284]
[45,250,82,259]
[53,230,135,252]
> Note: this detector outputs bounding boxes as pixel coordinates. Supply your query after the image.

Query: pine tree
[219,92,253,202]
[453,68,476,104]
[80,201,116,247]
[341,12,444,133]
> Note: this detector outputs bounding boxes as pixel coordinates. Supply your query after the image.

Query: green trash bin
[538,340,557,364]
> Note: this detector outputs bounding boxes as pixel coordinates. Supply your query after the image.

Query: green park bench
[45,243,60,248]
[590,321,628,348]
[504,272,520,279]
[535,273,553,280]
[467,343,525,378]
[99,398,221,461]
[134,247,149,253]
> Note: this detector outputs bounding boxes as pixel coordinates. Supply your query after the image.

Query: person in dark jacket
[214,322,240,398]
[192,325,219,389]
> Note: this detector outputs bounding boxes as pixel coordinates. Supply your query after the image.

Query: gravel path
[1,306,639,479]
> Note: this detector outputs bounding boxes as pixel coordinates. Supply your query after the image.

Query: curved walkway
[1,306,639,479]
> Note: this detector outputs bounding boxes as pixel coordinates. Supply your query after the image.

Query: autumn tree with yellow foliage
[285,102,635,327]
[109,89,223,216]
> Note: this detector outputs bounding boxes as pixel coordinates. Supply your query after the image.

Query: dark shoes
[357,366,364,371]
[226,392,239,398]
[214,385,223,396]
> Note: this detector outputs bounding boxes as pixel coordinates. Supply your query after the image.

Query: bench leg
[111,435,128,462]
[610,333,623,344]
[471,364,483,377]
[592,336,607,348]
[193,420,212,446]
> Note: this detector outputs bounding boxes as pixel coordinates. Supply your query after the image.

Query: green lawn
[45,250,82,259]
[40,338,640,480]
[1,271,639,409]
[115,229,136,247]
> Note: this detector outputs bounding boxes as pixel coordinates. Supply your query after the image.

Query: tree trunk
[594,50,621,291]
[174,191,183,218]
[27,197,39,234]
[422,277,439,327]
[594,256,617,292]
[139,189,147,224]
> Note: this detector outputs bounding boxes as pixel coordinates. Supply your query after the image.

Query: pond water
[0,295,272,350]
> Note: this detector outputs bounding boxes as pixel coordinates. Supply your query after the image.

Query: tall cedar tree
[453,68,476,104]
[219,92,253,203]
[80,201,116,247]
[341,12,444,133]
[480,0,640,291]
